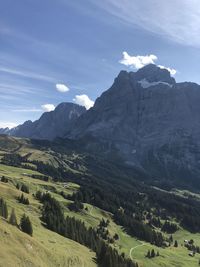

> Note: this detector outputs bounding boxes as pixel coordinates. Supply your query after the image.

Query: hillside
[1,135,200,267]
[0,164,97,267]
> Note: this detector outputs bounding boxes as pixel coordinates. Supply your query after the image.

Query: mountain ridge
[2,64,200,184]
[0,102,86,140]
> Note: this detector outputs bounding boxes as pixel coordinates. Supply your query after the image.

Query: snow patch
[138,78,173,88]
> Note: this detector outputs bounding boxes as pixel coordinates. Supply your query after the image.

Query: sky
[1,0,200,128]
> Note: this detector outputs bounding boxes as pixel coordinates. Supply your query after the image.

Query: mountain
[9,103,86,140]
[3,64,200,186]
[0,127,10,135]
[67,64,200,185]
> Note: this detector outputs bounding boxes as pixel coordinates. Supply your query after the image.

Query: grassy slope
[1,136,200,267]
[0,164,97,267]
[80,205,200,267]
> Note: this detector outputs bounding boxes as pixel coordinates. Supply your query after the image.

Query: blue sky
[1,0,200,128]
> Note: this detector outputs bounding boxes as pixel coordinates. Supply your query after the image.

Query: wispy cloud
[0,66,56,83]
[0,83,35,95]
[56,83,70,92]
[73,94,94,110]
[12,108,42,112]
[119,52,176,75]
[94,0,200,47]
[41,104,55,112]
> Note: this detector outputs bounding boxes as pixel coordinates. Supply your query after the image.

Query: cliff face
[3,64,200,183]
[68,65,200,182]
[10,103,86,140]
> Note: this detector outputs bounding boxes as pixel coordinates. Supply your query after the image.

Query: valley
[1,135,200,267]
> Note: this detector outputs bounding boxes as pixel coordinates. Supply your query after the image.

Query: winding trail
[89,205,94,216]
[129,243,145,261]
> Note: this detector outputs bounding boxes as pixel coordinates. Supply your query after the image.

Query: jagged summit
[2,68,200,184]
[6,102,86,140]
[66,66,200,183]
[117,64,175,85]
[135,64,175,84]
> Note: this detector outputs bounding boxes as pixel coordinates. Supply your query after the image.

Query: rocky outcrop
[3,64,200,184]
[67,64,200,183]
[10,103,86,140]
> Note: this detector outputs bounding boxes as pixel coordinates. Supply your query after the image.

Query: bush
[1,176,8,183]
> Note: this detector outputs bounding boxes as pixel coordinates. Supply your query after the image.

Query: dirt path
[129,243,145,261]
[89,205,93,216]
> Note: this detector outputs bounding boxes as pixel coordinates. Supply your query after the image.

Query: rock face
[0,128,10,135]
[3,64,200,184]
[10,103,86,140]
[68,64,200,183]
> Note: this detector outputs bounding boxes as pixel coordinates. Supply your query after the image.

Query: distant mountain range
[2,64,200,185]
[0,103,86,140]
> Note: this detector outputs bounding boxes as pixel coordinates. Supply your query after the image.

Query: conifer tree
[174,240,178,247]
[0,198,8,219]
[146,250,151,258]
[169,234,173,243]
[9,208,18,226]
[20,214,33,236]
[16,183,20,190]
[21,184,29,194]
[151,249,155,258]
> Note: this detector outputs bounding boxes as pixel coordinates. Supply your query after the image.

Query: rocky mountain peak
[6,102,86,140]
[134,64,176,84]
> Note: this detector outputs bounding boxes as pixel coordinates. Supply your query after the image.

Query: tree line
[36,192,138,267]
[0,197,32,236]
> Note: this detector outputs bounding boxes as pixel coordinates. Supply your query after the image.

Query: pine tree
[18,194,29,205]
[21,184,29,194]
[16,183,20,190]
[0,198,8,219]
[114,233,119,240]
[174,240,178,247]
[146,250,151,258]
[169,234,173,243]
[20,214,33,236]
[151,249,155,258]
[9,208,18,226]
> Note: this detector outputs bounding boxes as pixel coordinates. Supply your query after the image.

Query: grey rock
[67,65,200,182]
[9,103,86,140]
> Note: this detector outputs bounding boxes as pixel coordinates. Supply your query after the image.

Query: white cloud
[158,65,177,76]
[0,122,18,129]
[94,0,200,48]
[119,52,157,69]
[119,52,177,75]
[73,94,94,110]
[56,83,70,92]
[41,104,55,112]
